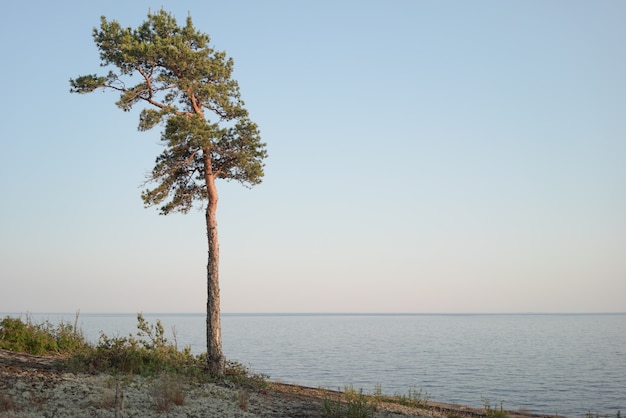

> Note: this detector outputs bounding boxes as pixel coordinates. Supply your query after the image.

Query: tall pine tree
[70,10,267,376]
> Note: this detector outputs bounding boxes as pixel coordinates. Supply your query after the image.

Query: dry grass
[0,394,15,412]
[89,387,117,409]
[237,389,249,411]
[151,373,187,412]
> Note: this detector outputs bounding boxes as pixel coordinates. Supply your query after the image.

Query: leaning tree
[70,10,267,376]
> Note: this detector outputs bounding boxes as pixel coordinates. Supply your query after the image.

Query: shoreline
[0,349,553,418]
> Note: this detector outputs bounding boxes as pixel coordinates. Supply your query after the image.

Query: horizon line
[3,311,625,316]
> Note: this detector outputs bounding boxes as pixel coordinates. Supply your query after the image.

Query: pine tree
[70,10,267,376]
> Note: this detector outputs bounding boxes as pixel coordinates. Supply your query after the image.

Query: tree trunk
[204,151,224,376]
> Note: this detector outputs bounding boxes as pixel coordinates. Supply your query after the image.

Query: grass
[0,394,15,413]
[586,412,622,418]
[321,384,432,418]
[393,385,430,409]
[322,385,375,418]
[235,388,250,411]
[369,384,430,410]
[151,373,187,411]
[482,398,509,418]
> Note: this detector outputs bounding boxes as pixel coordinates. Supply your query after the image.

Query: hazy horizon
[4,311,625,316]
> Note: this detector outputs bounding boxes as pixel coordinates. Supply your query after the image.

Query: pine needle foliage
[69,9,267,215]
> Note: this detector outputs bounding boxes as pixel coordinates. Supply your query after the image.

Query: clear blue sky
[1,1,624,313]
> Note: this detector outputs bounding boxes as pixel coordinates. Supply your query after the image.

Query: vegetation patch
[482,399,509,418]
[393,385,430,409]
[75,314,205,377]
[0,313,87,356]
[151,373,187,411]
[322,385,375,418]
[586,412,622,418]
[0,393,16,413]
[0,314,267,389]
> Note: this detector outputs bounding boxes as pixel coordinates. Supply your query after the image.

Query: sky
[0,1,624,314]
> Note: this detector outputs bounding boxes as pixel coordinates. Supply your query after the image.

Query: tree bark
[204,150,225,376]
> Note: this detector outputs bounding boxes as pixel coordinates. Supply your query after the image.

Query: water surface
[13,312,625,417]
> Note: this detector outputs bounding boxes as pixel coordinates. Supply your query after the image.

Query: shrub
[0,314,88,356]
[81,313,204,376]
[223,360,270,388]
[1,312,269,391]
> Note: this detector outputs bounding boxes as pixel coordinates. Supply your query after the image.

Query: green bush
[81,313,205,376]
[0,314,88,355]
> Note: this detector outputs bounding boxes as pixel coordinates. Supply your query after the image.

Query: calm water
[12,313,626,417]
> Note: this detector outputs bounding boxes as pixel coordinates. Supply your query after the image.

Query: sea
[6,312,625,417]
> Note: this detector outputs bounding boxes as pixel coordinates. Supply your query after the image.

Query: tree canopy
[70,10,267,215]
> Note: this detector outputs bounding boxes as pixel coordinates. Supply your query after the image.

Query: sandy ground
[0,349,547,418]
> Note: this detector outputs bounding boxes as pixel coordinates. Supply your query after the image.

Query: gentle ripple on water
[14,312,626,417]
